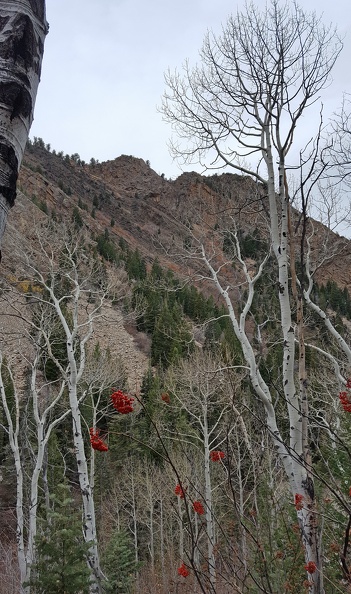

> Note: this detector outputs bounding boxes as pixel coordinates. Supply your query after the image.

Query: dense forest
[1,214,351,594]
[2,1,351,594]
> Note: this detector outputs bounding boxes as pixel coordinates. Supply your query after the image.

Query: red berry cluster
[111,390,134,414]
[304,561,317,574]
[339,379,351,411]
[177,562,189,577]
[339,392,351,412]
[210,450,225,462]
[193,500,205,515]
[294,493,304,510]
[175,484,185,498]
[89,428,108,452]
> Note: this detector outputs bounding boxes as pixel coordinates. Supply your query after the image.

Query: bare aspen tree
[25,232,106,594]
[109,461,140,567]
[0,1,47,246]
[329,95,351,189]
[0,347,70,593]
[162,1,344,591]
[165,351,235,591]
[2,222,125,593]
[82,347,125,504]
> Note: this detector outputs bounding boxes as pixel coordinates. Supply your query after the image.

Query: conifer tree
[103,528,138,594]
[29,483,90,594]
[151,301,192,368]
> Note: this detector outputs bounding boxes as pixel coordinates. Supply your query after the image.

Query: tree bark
[54,296,103,594]
[203,415,216,590]
[0,0,47,246]
[0,350,70,594]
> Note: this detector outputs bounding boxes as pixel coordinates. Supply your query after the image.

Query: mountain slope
[5,140,349,294]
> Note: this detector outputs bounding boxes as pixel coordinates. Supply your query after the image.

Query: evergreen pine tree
[103,528,138,594]
[151,301,192,367]
[29,483,90,594]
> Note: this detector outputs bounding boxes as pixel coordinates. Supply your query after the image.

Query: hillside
[1,139,350,390]
[3,139,350,292]
[2,140,351,594]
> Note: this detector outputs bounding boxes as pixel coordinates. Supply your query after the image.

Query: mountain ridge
[6,140,349,294]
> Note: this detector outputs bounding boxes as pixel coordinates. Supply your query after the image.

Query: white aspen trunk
[41,443,50,511]
[23,360,49,590]
[2,229,109,592]
[288,207,325,592]
[235,430,247,581]
[304,275,351,366]
[159,497,166,586]
[130,470,139,566]
[0,360,26,588]
[90,401,96,502]
[178,496,184,560]
[1,350,71,594]
[149,494,154,570]
[24,420,45,590]
[264,141,302,483]
[25,410,70,588]
[193,509,199,568]
[162,6,342,591]
[202,143,323,591]
[202,245,294,482]
[0,1,47,245]
[265,146,322,590]
[13,438,27,592]
[203,410,216,589]
[15,448,26,592]
[67,351,102,594]
[46,281,103,593]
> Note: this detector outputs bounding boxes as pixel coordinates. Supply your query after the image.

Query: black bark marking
[0,14,36,71]
[0,16,10,31]
[0,138,18,207]
[0,82,32,120]
[28,0,46,21]
[302,475,315,500]
[38,35,44,57]
[12,71,30,86]
[12,14,36,70]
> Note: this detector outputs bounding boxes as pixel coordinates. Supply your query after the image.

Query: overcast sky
[29,0,351,178]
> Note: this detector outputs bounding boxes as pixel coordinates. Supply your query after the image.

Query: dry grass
[0,542,20,594]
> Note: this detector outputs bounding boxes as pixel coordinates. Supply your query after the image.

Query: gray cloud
[30,0,351,178]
